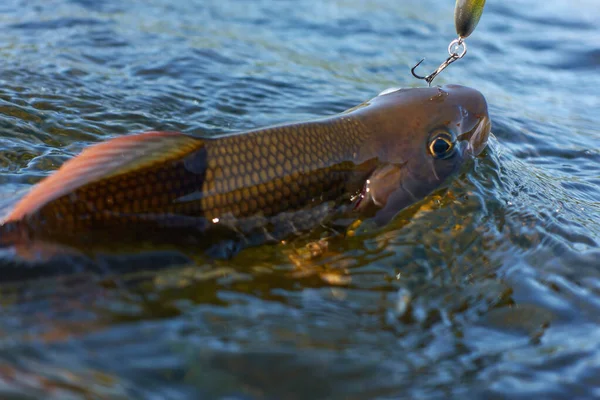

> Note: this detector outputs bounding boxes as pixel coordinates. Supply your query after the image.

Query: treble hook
[411,38,468,86]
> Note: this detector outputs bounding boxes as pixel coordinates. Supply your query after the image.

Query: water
[0,0,598,398]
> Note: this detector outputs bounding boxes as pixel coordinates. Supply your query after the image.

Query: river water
[0,0,598,398]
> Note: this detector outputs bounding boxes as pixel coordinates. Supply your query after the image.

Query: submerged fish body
[1,84,491,256]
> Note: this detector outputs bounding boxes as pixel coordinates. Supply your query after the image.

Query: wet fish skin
[2,84,490,243]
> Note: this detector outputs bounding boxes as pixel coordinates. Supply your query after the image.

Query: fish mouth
[463,115,491,157]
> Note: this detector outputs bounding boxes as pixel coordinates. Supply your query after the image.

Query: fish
[0,84,491,261]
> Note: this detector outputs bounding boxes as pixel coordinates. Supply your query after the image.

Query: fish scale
[192,117,371,223]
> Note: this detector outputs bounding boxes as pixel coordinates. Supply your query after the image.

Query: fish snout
[442,84,491,157]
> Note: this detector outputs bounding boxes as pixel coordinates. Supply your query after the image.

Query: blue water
[0,0,599,398]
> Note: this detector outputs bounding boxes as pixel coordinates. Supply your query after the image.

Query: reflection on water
[0,0,599,398]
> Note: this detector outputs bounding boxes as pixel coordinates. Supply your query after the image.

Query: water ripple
[0,0,598,398]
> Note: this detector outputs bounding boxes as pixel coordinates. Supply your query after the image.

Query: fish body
[1,84,491,254]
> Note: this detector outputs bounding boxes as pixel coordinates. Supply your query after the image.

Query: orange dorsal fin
[5,131,204,221]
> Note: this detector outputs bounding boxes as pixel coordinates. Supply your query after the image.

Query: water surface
[0,0,599,398]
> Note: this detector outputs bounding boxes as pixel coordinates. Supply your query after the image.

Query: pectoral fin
[354,162,423,227]
[371,184,419,226]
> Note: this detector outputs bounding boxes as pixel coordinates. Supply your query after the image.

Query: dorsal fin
[5,131,204,221]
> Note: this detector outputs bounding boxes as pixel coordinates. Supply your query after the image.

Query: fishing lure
[412,0,487,85]
[454,0,486,39]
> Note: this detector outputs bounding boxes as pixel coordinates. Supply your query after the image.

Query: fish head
[357,84,491,224]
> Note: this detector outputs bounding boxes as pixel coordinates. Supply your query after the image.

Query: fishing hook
[411,38,468,86]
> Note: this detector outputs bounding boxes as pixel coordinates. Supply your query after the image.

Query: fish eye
[428,131,455,159]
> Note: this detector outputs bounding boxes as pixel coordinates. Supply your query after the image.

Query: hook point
[411,59,427,80]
